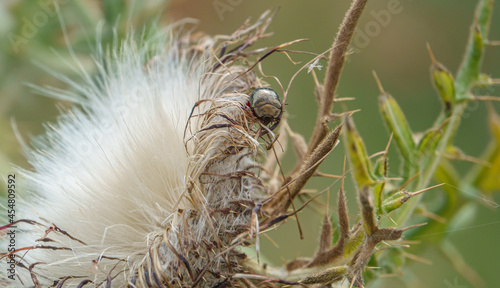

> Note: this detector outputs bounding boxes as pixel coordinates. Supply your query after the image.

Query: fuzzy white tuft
[8,25,267,287]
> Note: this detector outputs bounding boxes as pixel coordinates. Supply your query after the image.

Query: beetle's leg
[268,118,280,131]
[268,107,283,131]
[265,132,280,150]
[258,122,276,141]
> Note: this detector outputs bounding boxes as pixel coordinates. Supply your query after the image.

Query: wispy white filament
[9,26,264,287]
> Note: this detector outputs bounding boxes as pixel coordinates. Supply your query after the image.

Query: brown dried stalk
[263,0,370,218]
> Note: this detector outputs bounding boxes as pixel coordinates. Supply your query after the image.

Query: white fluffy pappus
[4,20,271,287]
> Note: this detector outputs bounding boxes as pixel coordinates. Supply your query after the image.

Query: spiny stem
[321,0,369,115]
[307,0,370,156]
[395,0,493,227]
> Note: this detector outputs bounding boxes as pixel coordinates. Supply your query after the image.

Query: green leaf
[416,127,442,160]
[373,155,388,214]
[466,105,500,192]
[455,0,493,99]
[378,92,416,178]
[428,44,456,115]
[344,117,376,187]
[344,227,364,257]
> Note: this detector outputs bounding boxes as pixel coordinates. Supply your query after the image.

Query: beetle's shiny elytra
[249,88,282,127]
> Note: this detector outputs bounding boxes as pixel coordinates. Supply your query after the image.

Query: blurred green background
[1,0,499,287]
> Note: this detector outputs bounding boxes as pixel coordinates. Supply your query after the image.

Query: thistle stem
[395,0,493,227]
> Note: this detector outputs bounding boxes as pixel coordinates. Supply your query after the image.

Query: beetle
[249,88,282,131]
